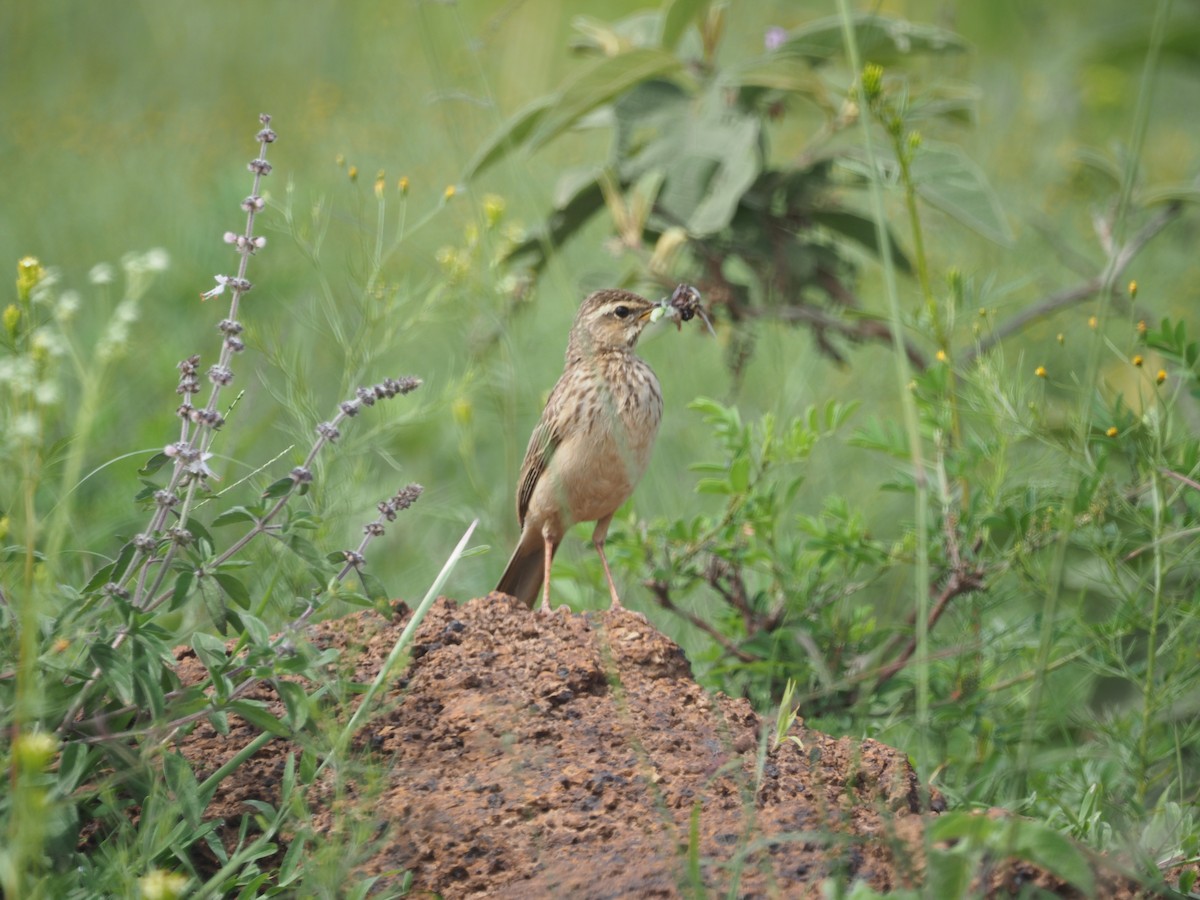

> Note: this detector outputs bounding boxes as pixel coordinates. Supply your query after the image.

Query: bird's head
[567,289,661,356]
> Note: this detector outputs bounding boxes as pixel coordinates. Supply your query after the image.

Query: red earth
[172,594,1171,897]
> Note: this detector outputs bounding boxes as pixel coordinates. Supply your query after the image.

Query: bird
[496,288,667,613]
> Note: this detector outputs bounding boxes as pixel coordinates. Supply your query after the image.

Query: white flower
[200,275,230,301]
[34,380,59,407]
[30,328,65,359]
[10,412,39,441]
[143,247,170,272]
[186,451,219,480]
[89,263,115,285]
[55,290,81,323]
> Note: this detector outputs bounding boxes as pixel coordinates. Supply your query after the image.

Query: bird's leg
[539,525,555,614]
[592,517,622,610]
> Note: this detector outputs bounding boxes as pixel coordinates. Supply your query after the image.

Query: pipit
[496,288,670,613]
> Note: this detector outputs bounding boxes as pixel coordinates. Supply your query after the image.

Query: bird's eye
[613,305,631,319]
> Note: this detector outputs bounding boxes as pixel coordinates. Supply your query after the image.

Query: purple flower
[765,26,787,51]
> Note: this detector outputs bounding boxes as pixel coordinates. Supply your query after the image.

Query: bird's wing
[516,381,567,527]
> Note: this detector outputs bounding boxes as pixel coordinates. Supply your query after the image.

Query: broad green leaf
[210,506,258,527]
[686,114,761,235]
[463,96,554,181]
[726,55,822,94]
[275,680,311,731]
[57,740,92,794]
[776,14,967,66]
[526,49,683,154]
[505,174,607,270]
[811,210,913,272]
[89,644,134,705]
[729,456,751,493]
[169,569,195,611]
[213,572,250,608]
[1008,821,1094,896]
[695,477,732,495]
[925,848,973,898]
[192,631,229,675]
[358,571,391,603]
[927,810,996,842]
[230,699,291,737]
[261,476,295,499]
[910,142,1014,245]
[139,451,171,476]
[660,0,709,50]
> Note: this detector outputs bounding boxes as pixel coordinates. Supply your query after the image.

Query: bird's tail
[495,534,553,609]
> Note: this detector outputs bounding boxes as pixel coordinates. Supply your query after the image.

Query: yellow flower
[14,731,58,771]
[443,184,457,201]
[861,63,884,101]
[1035,366,1047,378]
[1088,316,1098,330]
[398,176,409,195]
[1056,333,1064,345]
[1129,280,1138,299]
[1106,426,1118,438]
[452,395,473,425]
[935,349,948,363]
[17,256,44,302]
[348,165,358,182]
[1132,355,1143,367]
[482,194,506,228]
[1137,319,1147,335]
[1156,369,1167,385]
[374,169,386,199]
[138,869,189,900]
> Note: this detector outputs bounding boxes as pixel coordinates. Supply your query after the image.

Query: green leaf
[925,848,973,898]
[139,452,171,476]
[262,477,295,499]
[275,681,311,731]
[776,14,967,66]
[213,572,250,608]
[910,142,1014,245]
[811,210,913,272]
[505,174,607,271]
[729,456,751,493]
[358,571,390,603]
[726,54,821,94]
[58,740,93,794]
[660,0,708,50]
[168,569,194,611]
[526,48,683,154]
[89,644,134,705]
[192,631,229,675]
[211,506,259,527]
[163,751,201,827]
[463,96,554,180]
[685,114,761,235]
[230,700,291,737]
[927,811,996,843]
[1007,821,1094,895]
[695,477,732,495]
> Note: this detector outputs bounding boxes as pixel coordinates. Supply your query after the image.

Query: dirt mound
[173,595,1148,897]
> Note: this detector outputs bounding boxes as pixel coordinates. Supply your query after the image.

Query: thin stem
[837,1,932,775]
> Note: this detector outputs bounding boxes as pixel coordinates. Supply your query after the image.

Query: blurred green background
[3,0,1198,645]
